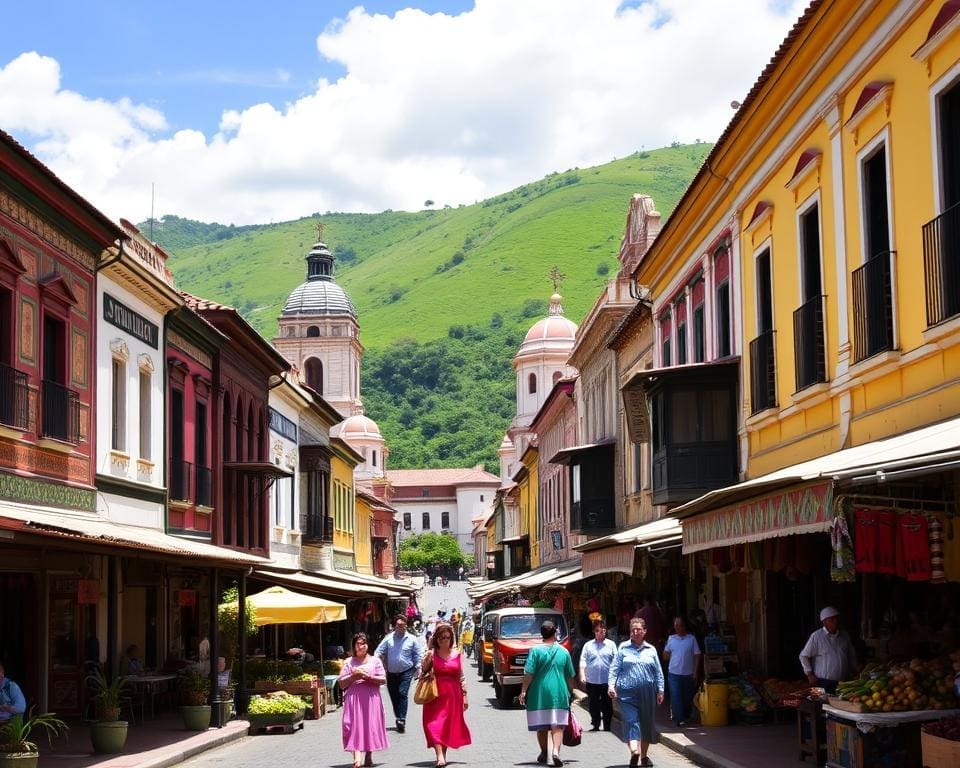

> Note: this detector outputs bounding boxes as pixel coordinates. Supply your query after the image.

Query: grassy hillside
[155,143,710,468]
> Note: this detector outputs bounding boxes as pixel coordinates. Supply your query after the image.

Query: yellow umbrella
[247,586,347,626]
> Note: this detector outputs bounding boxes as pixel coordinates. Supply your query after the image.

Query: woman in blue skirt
[609,617,665,767]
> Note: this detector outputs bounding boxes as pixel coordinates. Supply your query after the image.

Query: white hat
[819,606,840,621]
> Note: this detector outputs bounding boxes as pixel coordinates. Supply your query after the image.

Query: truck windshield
[499,615,568,639]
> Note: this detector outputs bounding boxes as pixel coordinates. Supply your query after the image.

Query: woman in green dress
[518,620,575,767]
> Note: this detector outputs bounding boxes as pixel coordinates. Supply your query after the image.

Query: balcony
[923,202,960,327]
[304,513,334,544]
[749,329,777,414]
[852,250,896,363]
[0,362,29,430]
[195,465,212,507]
[570,498,615,533]
[793,295,826,391]
[551,441,616,536]
[41,379,80,443]
[170,460,193,501]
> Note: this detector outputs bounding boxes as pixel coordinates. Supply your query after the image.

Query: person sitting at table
[0,661,26,722]
[121,644,144,676]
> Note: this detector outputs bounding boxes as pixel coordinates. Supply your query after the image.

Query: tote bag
[562,709,582,747]
[414,673,437,704]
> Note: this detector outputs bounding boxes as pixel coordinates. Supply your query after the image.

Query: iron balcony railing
[793,295,827,392]
[852,250,896,363]
[0,362,29,430]
[41,379,80,443]
[170,460,193,502]
[923,201,960,327]
[749,329,777,414]
[195,465,212,507]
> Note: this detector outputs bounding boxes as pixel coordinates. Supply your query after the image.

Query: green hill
[155,143,710,468]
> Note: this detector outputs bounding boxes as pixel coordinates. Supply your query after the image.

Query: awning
[223,461,294,477]
[254,567,400,598]
[673,415,960,553]
[501,534,529,544]
[549,440,615,466]
[542,567,583,589]
[0,501,270,567]
[573,517,682,577]
[467,561,581,600]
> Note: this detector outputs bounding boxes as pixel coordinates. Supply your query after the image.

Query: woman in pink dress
[339,632,389,768]
[421,622,472,767]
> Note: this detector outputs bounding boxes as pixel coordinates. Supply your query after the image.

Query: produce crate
[826,715,921,768]
[921,730,960,768]
[248,710,305,735]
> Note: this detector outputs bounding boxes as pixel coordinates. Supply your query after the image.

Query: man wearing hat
[799,607,859,693]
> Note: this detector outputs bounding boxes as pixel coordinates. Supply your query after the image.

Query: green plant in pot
[85,668,129,754]
[0,708,68,768]
[178,671,211,731]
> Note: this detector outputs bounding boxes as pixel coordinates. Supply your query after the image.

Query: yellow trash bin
[696,681,729,726]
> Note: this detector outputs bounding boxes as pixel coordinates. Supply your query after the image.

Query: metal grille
[0,362,29,430]
[749,330,777,414]
[793,295,826,391]
[41,379,80,443]
[923,202,960,327]
[852,250,896,362]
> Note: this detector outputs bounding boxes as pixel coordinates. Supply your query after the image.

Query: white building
[267,378,305,569]
[387,467,501,555]
[95,219,181,530]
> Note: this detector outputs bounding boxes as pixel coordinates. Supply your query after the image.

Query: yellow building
[330,436,363,570]
[353,491,375,575]
[618,0,960,679]
[514,444,539,570]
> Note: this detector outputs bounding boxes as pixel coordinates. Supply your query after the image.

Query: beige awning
[254,567,411,598]
[0,500,270,567]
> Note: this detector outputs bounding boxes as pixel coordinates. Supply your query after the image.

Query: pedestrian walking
[518,620,575,767]
[578,619,616,731]
[420,622,471,767]
[608,617,665,768]
[339,632,388,768]
[374,614,423,733]
[662,617,702,727]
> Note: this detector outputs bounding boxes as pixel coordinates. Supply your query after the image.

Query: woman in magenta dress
[339,632,389,768]
[421,622,471,767]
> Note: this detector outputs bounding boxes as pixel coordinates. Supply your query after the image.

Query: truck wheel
[482,662,492,682]
[498,683,515,708]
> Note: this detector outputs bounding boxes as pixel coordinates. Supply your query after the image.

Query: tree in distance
[398,532,470,570]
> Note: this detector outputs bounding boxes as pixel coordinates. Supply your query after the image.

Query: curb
[573,692,747,768]
[134,720,250,768]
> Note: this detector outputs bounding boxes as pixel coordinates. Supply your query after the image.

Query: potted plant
[178,670,211,730]
[85,667,129,754]
[0,708,68,768]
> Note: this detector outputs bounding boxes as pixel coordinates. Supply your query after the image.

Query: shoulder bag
[414,651,438,705]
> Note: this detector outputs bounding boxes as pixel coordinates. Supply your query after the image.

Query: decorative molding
[912,1,960,73]
[18,296,36,365]
[744,200,773,235]
[0,189,96,272]
[110,338,130,362]
[844,81,894,144]
[784,149,823,198]
[168,330,213,369]
[137,353,154,373]
[110,450,130,474]
[71,328,88,389]
[0,472,95,511]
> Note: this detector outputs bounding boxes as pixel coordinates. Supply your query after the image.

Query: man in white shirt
[799,606,858,694]
[663,617,702,727]
[578,619,617,731]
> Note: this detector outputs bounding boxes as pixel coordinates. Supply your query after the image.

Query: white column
[824,98,850,375]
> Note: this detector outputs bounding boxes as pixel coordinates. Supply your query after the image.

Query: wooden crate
[921,730,960,768]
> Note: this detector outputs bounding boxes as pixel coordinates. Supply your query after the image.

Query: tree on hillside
[424,200,435,208]
[398,532,470,570]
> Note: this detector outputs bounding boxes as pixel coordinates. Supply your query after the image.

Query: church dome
[517,293,577,356]
[281,241,357,318]
[338,414,382,440]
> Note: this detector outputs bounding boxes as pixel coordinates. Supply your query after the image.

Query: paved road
[180,582,695,768]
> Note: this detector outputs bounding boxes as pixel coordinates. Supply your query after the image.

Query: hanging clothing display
[853,508,879,573]
[876,510,897,575]
[928,515,945,584]
[895,514,930,582]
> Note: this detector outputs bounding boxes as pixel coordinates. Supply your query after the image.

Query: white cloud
[0,1,806,224]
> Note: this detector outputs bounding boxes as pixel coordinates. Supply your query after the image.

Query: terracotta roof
[181,291,236,312]
[386,467,501,486]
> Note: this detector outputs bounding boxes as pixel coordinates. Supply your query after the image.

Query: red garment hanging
[876,510,897,575]
[854,508,879,573]
[898,513,931,582]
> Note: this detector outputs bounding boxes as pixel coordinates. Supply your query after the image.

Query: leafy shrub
[596,262,610,276]
[248,693,305,715]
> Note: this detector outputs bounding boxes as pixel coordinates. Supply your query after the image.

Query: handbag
[562,709,582,747]
[414,673,437,704]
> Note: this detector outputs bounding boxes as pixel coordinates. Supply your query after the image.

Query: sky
[1,0,807,225]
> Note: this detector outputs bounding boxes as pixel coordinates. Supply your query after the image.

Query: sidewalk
[573,690,800,768]
[37,715,250,768]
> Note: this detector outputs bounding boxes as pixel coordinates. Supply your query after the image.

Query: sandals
[629,754,639,768]
[536,753,548,765]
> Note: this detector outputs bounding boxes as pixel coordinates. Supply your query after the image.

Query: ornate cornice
[0,188,96,272]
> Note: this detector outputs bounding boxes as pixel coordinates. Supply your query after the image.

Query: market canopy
[245,586,346,626]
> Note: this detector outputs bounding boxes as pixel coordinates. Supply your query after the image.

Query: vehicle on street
[484,606,570,708]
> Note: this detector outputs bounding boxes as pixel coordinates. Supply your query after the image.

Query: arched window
[306,325,320,338]
[552,370,562,385]
[304,358,323,394]
[528,372,537,394]
[222,398,232,462]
